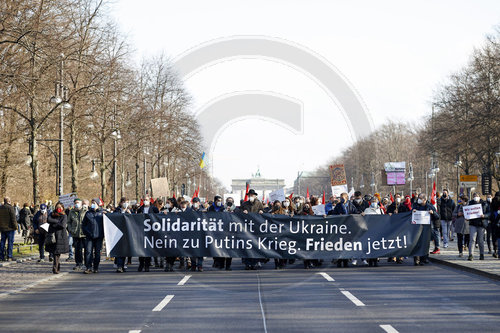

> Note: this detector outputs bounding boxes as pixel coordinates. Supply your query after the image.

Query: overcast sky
[110,0,500,191]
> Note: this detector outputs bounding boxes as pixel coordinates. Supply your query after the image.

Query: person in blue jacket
[412,193,440,266]
[82,199,104,274]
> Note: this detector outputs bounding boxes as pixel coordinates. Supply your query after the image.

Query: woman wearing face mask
[362,197,383,267]
[114,197,131,273]
[33,203,50,262]
[45,202,69,274]
[467,193,486,261]
[82,199,105,274]
[270,201,287,269]
[453,195,470,258]
[208,196,225,271]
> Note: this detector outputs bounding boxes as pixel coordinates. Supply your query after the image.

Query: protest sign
[411,211,430,224]
[59,193,77,208]
[269,188,286,203]
[150,178,170,198]
[104,211,430,259]
[330,164,347,186]
[312,204,325,215]
[463,204,483,220]
[332,185,348,197]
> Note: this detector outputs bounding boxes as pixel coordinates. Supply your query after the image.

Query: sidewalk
[428,238,500,281]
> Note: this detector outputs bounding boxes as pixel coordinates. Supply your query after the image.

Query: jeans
[457,233,470,254]
[67,234,73,259]
[469,225,484,256]
[116,257,125,269]
[0,230,15,260]
[431,226,440,249]
[440,220,452,246]
[73,237,85,266]
[37,232,46,259]
[84,237,103,270]
[486,223,497,253]
[190,257,204,268]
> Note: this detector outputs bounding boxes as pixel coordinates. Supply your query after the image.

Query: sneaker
[37,259,45,262]
[93,270,98,273]
[65,257,73,262]
[7,258,13,261]
[362,259,369,266]
[73,265,81,271]
[197,267,203,272]
[49,257,53,262]
[124,265,128,269]
[493,252,498,258]
[458,253,463,258]
[83,269,93,274]
[116,268,124,273]
[479,254,484,260]
[431,249,440,254]
[351,260,358,266]
[443,244,449,248]
[467,255,473,261]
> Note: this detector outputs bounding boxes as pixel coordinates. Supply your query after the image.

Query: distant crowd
[0,188,499,274]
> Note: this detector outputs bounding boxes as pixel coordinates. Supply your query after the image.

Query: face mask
[41,208,47,213]
[354,199,362,204]
[181,207,187,211]
[143,200,150,206]
[371,202,378,208]
[295,201,300,206]
[216,202,222,207]
[249,196,255,202]
[227,202,233,207]
[91,203,97,210]
[443,194,447,198]
[74,203,82,210]
[283,201,290,207]
[487,198,492,203]
[194,203,200,208]
[82,205,88,210]
[122,202,129,209]
[474,197,480,203]
[165,203,171,209]
[396,198,401,203]
[56,207,63,213]
[417,199,423,205]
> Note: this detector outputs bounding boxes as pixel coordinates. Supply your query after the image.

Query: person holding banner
[413,193,440,266]
[114,197,132,273]
[208,195,227,271]
[467,193,486,261]
[82,199,104,274]
[363,196,383,267]
[241,189,263,270]
[137,196,159,272]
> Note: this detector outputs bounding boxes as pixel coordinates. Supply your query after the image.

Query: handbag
[45,232,56,245]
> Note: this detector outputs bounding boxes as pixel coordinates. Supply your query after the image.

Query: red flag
[266,198,269,204]
[306,187,310,199]
[173,192,176,199]
[243,183,249,201]
[288,192,294,200]
[390,193,394,203]
[322,191,326,204]
[191,186,200,202]
[430,182,437,205]
[262,192,265,202]
[98,197,104,206]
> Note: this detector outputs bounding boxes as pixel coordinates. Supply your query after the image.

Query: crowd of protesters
[0,188,499,274]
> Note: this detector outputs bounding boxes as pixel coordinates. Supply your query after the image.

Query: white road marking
[317,272,335,281]
[380,324,399,333]
[128,330,141,333]
[177,275,191,286]
[256,274,268,333]
[340,289,365,306]
[0,272,68,298]
[152,295,174,312]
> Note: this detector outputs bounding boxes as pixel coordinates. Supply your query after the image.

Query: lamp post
[49,54,71,196]
[454,155,462,199]
[408,162,414,196]
[111,129,121,206]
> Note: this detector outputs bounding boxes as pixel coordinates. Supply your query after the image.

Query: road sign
[481,172,492,195]
[460,175,478,182]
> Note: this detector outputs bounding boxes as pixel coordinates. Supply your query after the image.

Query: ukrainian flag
[199,152,206,169]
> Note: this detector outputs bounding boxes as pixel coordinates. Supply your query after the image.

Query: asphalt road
[0,258,499,333]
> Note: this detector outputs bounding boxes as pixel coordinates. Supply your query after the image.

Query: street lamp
[408,162,414,196]
[454,156,462,198]
[111,129,121,206]
[49,53,72,196]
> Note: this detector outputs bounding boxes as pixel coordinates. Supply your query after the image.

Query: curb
[0,256,39,268]
[429,257,500,282]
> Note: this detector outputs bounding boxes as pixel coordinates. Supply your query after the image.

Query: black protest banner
[103,211,430,259]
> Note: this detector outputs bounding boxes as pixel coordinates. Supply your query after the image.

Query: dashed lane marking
[380,324,399,333]
[339,288,365,306]
[317,272,335,281]
[152,295,174,312]
[177,275,191,286]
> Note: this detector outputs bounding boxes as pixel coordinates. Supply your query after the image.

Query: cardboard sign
[331,185,348,197]
[150,178,170,198]
[463,204,483,220]
[269,188,286,203]
[312,204,326,216]
[411,211,430,224]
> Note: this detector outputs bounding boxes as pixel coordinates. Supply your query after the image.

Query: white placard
[331,185,348,197]
[411,211,430,224]
[40,223,50,232]
[312,204,326,216]
[463,204,483,220]
[269,188,286,203]
[59,193,77,208]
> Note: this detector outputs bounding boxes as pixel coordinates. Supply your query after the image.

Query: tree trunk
[100,145,107,200]
[31,127,40,205]
[135,153,139,202]
[70,115,79,194]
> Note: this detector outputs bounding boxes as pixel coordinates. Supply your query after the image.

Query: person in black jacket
[82,199,104,274]
[467,193,486,261]
[437,189,456,249]
[413,193,440,265]
[0,197,18,261]
[137,196,159,272]
[490,192,500,259]
[45,202,69,274]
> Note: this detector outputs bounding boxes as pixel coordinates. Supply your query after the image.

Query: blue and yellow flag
[199,152,206,169]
